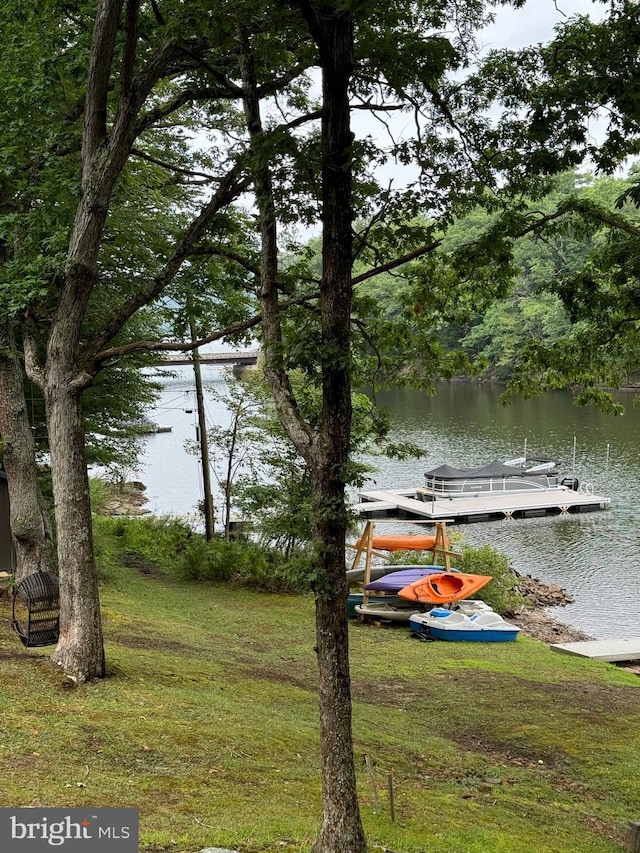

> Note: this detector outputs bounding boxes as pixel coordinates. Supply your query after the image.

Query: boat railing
[503,457,558,473]
[422,474,561,498]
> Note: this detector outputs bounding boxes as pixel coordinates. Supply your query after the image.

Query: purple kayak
[365,567,444,592]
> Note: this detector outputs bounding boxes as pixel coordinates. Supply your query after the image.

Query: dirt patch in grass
[445,728,571,768]
[0,649,40,662]
[353,668,640,715]
[118,552,164,577]
[0,754,43,773]
[109,631,202,655]
[351,676,422,708]
[583,814,624,845]
[525,676,640,714]
[233,658,317,694]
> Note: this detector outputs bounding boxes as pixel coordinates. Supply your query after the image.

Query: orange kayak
[398,572,492,604]
[354,534,444,552]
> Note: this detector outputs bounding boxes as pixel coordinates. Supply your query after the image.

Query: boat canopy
[424,460,530,481]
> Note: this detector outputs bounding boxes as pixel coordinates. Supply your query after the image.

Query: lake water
[138,367,640,641]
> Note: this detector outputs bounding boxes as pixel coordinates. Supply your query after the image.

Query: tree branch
[119,0,140,100]
[187,245,261,277]
[83,0,124,167]
[91,290,320,368]
[353,239,442,284]
[130,147,219,182]
[88,162,251,359]
[21,313,45,389]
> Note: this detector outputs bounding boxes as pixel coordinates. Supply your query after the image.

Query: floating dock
[353,486,610,523]
[550,638,640,663]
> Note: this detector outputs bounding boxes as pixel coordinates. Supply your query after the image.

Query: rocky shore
[101,480,150,516]
[509,571,592,644]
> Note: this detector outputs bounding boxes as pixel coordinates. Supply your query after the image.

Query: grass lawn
[1,562,639,853]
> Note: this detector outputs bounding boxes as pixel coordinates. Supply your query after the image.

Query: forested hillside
[354,167,640,394]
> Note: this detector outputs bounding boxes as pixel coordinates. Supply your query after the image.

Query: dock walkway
[353,486,610,523]
[551,638,640,663]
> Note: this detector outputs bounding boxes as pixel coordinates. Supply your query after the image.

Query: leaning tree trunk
[44,358,105,681]
[0,320,54,582]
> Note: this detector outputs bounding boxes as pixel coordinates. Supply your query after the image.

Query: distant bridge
[155,348,260,367]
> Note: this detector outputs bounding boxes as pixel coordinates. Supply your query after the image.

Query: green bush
[260,552,316,594]
[89,478,112,514]
[92,514,195,575]
[176,536,311,593]
[120,515,194,567]
[178,538,247,582]
[180,541,221,581]
[458,543,525,615]
[388,549,434,566]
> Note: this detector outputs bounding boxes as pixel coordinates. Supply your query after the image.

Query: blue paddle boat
[409,608,520,642]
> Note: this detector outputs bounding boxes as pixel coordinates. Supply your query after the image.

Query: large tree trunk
[310,467,365,853]
[33,0,127,681]
[238,7,366,851]
[310,8,366,852]
[0,321,54,583]
[44,362,105,681]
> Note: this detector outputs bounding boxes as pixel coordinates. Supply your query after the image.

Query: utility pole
[188,312,216,541]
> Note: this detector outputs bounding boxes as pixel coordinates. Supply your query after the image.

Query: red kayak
[398,572,492,604]
[354,534,443,552]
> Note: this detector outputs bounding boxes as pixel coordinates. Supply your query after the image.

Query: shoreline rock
[510,571,592,644]
[509,608,592,644]
[99,480,151,516]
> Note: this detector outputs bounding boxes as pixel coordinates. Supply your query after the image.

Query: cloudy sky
[484,0,606,50]
[356,0,609,171]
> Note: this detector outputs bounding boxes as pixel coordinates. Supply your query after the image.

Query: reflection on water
[139,371,640,640]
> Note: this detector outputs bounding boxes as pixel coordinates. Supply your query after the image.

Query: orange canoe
[398,572,492,604]
[354,534,444,552]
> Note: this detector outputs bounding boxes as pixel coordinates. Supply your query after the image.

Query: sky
[482,0,606,50]
[345,0,609,192]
